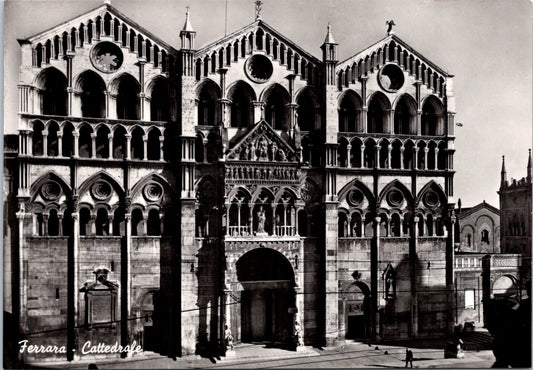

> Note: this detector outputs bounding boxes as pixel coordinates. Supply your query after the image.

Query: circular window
[387,190,404,207]
[40,181,62,201]
[91,181,112,201]
[91,42,124,73]
[144,183,164,202]
[423,191,440,208]
[347,189,365,207]
[244,54,273,83]
[378,63,405,92]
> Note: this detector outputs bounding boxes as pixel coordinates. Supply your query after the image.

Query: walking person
[405,348,413,368]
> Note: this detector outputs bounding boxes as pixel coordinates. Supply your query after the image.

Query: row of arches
[34,67,171,120]
[31,120,166,160]
[337,138,447,170]
[33,12,169,71]
[33,207,177,237]
[338,91,445,136]
[338,211,445,238]
[195,27,318,83]
[197,79,319,130]
[338,41,446,97]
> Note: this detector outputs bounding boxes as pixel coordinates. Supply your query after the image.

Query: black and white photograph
[3,0,532,368]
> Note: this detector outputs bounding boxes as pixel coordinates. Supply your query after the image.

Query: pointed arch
[377,180,413,208]
[78,171,125,198]
[337,178,375,205]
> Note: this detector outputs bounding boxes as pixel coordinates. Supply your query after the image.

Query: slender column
[414,148,419,170]
[117,24,123,45]
[346,144,352,168]
[90,133,97,158]
[73,131,79,158]
[360,145,365,168]
[388,109,394,134]
[400,147,405,170]
[434,148,439,170]
[262,34,266,51]
[108,134,113,158]
[225,204,230,236]
[75,29,80,48]
[42,214,49,236]
[159,136,165,161]
[108,216,113,236]
[387,146,392,169]
[125,134,132,160]
[126,31,131,49]
[399,51,404,68]
[142,135,148,161]
[375,145,380,168]
[42,130,49,157]
[57,132,63,157]
[424,148,428,170]
[237,203,242,234]
[124,212,132,318]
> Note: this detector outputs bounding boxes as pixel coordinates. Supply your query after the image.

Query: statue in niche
[383,264,396,299]
[277,148,287,161]
[257,138,269,161]
[240,144,249,160]
[270,142,278,160]
[256,206,267,234]
[249,141,255,160]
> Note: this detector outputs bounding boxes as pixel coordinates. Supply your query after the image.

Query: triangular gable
[458,202,500,219]
[195,19,321,66]
[337,33,451,78]
[226,120,296,162]
[21,3,176,54]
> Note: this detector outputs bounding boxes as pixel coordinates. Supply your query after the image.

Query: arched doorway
[345,282,371,340]
[141,291,162,353]
[236,248,295,344]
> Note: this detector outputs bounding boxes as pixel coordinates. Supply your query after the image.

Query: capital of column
[90,133,97,139]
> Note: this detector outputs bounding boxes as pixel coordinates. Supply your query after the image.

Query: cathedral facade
[4,3,458,362]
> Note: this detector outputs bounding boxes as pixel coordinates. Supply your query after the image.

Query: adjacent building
[4,2,461,362]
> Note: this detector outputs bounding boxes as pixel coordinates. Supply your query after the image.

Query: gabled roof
[458,201,500,219]
[19,3,176,53]
[226,120,297,162]
[337,33,451,78]
[195,19,321,65]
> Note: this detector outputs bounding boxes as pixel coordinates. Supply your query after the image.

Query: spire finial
[323,22,336,44]
[182,5,194,32]
[255,1,263,20]
[386,20,396,35]
[501,155,508,187]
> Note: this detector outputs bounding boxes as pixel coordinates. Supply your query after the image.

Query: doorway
[236,248,296,345]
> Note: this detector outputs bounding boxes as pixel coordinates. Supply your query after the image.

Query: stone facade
[4,3,459,362]
[498,152,532,284]
[455,201,500,254]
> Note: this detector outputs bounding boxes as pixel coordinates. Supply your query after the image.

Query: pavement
[23,333,496,369]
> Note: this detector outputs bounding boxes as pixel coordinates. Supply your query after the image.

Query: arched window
[481,230,490,244]
[95,208,109,236]
[95,126,110,158]
[113,126,126,159]
[265,85,290,130]
[131,208,144,236]
[147,129,161,160]
[78,71,106,118]
[78,125,93,158]
[364,140,376,168]
[113,208,125,236]
[337,138,348,168]
[417,214,425,236]
[426,214,434,236]
[367,93,390,133]
[206,132,219,163]
[131,127,144,160]
[351,140,362,168]
[37,68,68,116]
[394,95,416,135]
[48,209,60,236]
[297,91,317,131]
[390,214,401,237]
[338,92,362,132]
[32,121,44,156]
[147,209,160,236]
[62,123,75,157]
[150,78,170,121]
[116,74,140,120]
[351,213,363,237]
[79,208,91,236]
[467,234,472,246]
[421,97,444,136]
[47,122,60,157]
[229,82,254,128]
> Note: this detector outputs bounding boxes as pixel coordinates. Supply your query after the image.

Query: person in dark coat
[405,348,413,368]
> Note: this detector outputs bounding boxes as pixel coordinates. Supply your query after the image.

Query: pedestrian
[405,348,413,368]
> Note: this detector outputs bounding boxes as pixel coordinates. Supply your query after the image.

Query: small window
[467,234,472,247]
[465,290,475,309]
[481,230,489,244]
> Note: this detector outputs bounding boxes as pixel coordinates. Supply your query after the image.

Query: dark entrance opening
[141,291,162,353]
[237,248,295,345]
[345,282,371,340]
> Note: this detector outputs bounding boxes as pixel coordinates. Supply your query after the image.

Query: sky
[3,0,532,208]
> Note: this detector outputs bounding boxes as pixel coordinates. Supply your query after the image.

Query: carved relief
[227,121,296,162]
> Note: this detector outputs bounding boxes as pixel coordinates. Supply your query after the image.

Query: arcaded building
[455,201,500,254]
[4,2,459,362]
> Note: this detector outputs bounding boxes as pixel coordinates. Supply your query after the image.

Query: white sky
[3,0,532,208]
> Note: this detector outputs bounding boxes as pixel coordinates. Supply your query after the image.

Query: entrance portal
[345,282,370,340]
[236,248,295,344]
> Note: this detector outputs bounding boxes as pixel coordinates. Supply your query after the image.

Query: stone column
[360,145,365,168]
[57,132,63,157]
[434,148,439,170]
[91,133,97,158]
[108,134,113,159]
[125,134,132,160]
[414,148,419,170]
[346,144,352,168]
[159,136,165,161]
[424,148,428,170]
[73,131,79,158]
[387,146,392,169]
[142,135,148,160]
[400,147,405,170]
[42,130,48,157]
[225,203,230,236]
[375,145,380,168]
